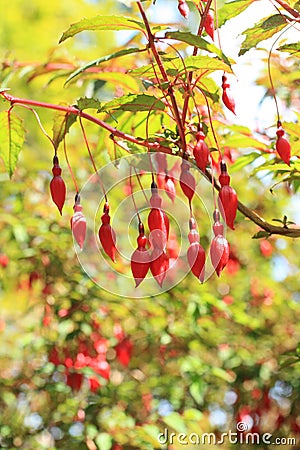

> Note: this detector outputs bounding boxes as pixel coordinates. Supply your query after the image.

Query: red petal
[210,235,230,276]
[71,210,87,249]
[218,185,238,230]
[50,176,66,214]
[187,242,206,282]
[180,167,196,201]
[150,248,169,287]
[193,138,209,172]
[222,89,236,115]
[131,248,150,287]
[276,136,291,165]
[204,10,214,40]
[99,224,117,262]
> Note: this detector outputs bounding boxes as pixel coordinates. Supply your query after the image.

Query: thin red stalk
[181,0,214,125]
[136,1,186,151]
[134,168,149,205]
[79,115,108,202]
[130,167,142,223]
[273,0,300,18]
[63,134,79,193]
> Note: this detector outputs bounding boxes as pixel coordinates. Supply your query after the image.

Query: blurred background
[0,0,299,449]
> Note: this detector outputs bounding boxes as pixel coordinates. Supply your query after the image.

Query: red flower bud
[180,161,196,202]
[204,10,214,40]
[276,127,291,165]
[165,176,176,203]
[218,185,238,230]
[193,131,209,172]
[98,204,117,262]
[71,195,86,249]
[210,235,230,277]
[131,223,150,287]
[50,156,66,215]
[178,0,189,19]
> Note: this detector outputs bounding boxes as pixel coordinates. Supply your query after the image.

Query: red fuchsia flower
[131,222,150,287]
[98,202,117,262]
[221,74,236,115]
[193,128,209,172]
[178,0,189,19]
[148,181,170,250]
[179,159,196,204]
[210,210,230,277]
[204,10,215,41]
[164,175,176,203]
[70,194,87,250]
[218,161,238,230]
[187,217,206,282]
[50,155,66,215]
[276,121,291,165]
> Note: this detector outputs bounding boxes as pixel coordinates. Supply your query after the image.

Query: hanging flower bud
[221,74,236,115]
[50,155,66,215]
[204,10,214,40]
[165,175,176,203]
[210,210,230,277]
[187,218,206,282]
[148,182,170,250]
[276,121,291,165]
[178,0,189,19]
[218,162,238,230]
[150,247,169,287]
[131,223,150,287]
[180,160,196,203]
[193,129,210,172]
[70,194,86,250]
[98,203,117,262]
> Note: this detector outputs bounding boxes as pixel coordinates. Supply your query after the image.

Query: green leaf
[230,152,261,173]
[239,15,288,56]
[218,0,255,28]
[100,94,165,112]
[77,97,102,111]
[252,231,271,239]
[59,15,145,43]
[52,110,77,149]
[163,412,187,434]
[65,47,143,84]
[277,42,300,54]
[164,31,233,67]
[177,55,233,74]
[95,432,112,450]
[0,110,25,178]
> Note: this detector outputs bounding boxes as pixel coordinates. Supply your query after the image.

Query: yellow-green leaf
[0,110,25,178]
[59,15,145,43]
[52,110,77,150]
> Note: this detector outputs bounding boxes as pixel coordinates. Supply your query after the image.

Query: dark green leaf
[64,47,143,84]
[77,97,102,111]
[52,110,77,149]
[164,31,233,67]
[277,42,300,54]
[59,15,145,43]
[218,0,255,28]
[100,94,165,112]
[252,231,271,239]
[0,110,25,178]
[239,14,288,56]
